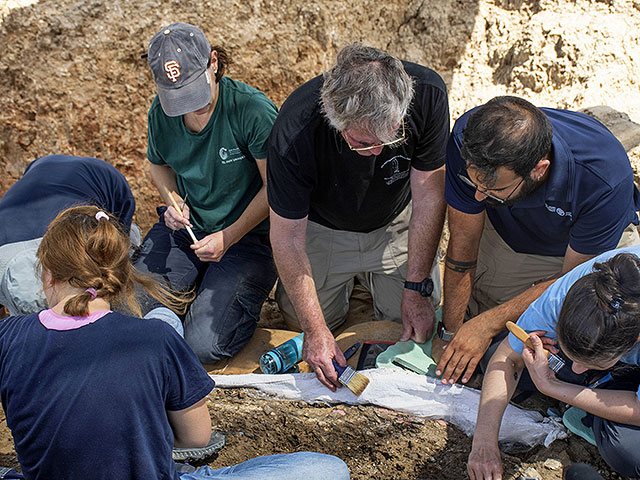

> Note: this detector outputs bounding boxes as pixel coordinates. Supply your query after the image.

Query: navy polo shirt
[445,107,640,257]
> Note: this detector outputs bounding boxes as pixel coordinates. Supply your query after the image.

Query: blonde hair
[37,205,190,317]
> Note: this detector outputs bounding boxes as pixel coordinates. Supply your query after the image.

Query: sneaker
[562,407,596,446]
[172,430,226,462]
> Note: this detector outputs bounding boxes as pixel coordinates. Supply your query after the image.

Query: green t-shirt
[147,77,278,235]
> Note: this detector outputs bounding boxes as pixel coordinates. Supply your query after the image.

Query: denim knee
[593,416,640,477]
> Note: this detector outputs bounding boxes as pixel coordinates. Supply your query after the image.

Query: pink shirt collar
[38,309,112,331]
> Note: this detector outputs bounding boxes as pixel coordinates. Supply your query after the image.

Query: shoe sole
[172,431,226,461]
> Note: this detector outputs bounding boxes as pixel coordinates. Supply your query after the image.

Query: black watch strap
[403,277,434,297]
[437,322,455,342]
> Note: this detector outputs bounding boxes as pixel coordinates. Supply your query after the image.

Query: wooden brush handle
[164,188,184,215]
[505,321,549,357]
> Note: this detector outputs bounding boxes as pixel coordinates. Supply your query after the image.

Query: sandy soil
[1,0,640,478]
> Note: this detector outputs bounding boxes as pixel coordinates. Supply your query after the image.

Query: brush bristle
[548,354,565,373]
[339,367,370,396]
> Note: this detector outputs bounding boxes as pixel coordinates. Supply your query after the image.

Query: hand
[400,289,436,343]
[521,333,558,395]
[468,443,502,480]
[302,326,346,391]
[164,202,191,231]
[191,231,229,262]
[435,317,492,384]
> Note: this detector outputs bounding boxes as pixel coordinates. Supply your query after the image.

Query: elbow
[174,426,212,449]
[193,428,213,448]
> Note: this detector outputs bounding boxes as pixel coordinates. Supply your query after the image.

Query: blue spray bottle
[259,333,304,374]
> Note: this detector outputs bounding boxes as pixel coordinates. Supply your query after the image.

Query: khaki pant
[277,205,441,331]
[467,216,640,319]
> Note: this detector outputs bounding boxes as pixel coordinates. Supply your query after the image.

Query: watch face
[438,323,452,341]
[422,279,434,296]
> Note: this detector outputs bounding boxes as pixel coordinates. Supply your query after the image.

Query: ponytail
[557,253,640,365]
[38,206,191,317]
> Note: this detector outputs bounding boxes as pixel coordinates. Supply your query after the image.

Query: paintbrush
[506,321,565,373]
[164,188,198,244]
[332,342,369,396]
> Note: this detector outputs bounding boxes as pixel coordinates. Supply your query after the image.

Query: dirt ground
[2,0,640,478]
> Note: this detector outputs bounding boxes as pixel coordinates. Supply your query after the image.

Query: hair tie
[85,288,97,300]
[609,295,625,313]
[95,211,109,222]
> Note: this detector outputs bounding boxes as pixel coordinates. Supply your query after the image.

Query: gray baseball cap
[148,23,212,117]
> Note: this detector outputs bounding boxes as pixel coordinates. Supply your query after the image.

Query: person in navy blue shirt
[0,205,350,480]
[0,155,136,316]
[434,96,640,385]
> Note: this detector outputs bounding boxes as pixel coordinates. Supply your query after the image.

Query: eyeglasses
[343,119,406,152]
[457,171,525,204]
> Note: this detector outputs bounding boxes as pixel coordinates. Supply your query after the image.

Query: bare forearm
[271,231,326,333]
[474,347,523,443]
[543,381,640,426]
[477,280,555,335]
[407,168,446,281]
[442,264,475,331]
[442,207,484,330]
[149,164,179,205]
[223,186,268,246]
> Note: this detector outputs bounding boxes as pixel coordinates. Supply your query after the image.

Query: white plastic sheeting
[211,367,566,450]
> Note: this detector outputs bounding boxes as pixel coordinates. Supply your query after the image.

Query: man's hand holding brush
[303,326,347,392]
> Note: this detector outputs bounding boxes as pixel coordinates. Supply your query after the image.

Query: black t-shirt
[267,62,450,232]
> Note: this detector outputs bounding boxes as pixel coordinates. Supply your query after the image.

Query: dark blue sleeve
[163,325,215,411]
[104,167,135,231]
[444,121,486,215]
[570,176,640,255]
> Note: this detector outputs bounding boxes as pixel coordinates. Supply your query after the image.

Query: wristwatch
[437,322,455,342]
[403,277,434,297]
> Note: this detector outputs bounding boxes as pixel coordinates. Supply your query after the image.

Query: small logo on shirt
[218,147,245,164]
[545,203,572,218]
[381,155,410,185]
[164,60,181,83]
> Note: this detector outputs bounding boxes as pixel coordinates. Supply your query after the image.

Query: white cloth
[211,367,566,450]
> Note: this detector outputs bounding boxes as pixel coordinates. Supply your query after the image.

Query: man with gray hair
[267,44,449,389]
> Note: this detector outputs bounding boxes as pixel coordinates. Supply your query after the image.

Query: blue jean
[585,372,640,477]
[134,211,277,363]
[179,452,350,480]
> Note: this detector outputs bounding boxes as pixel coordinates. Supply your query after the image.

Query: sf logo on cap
[164,60,181,83]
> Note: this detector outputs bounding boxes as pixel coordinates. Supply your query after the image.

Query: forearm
[271,222,327,334]
[220,157,270,246]
[543,381,640,426]
[407,169,446,282]
[442,207,484,331]
[149,164,179,205]
[442,261,474,331]
[474,346,523,444]
[223,186,268,246]
[473,279,555,336]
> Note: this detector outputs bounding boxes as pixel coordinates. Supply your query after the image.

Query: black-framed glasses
[344,119,406,152]
[457,171,525,204]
